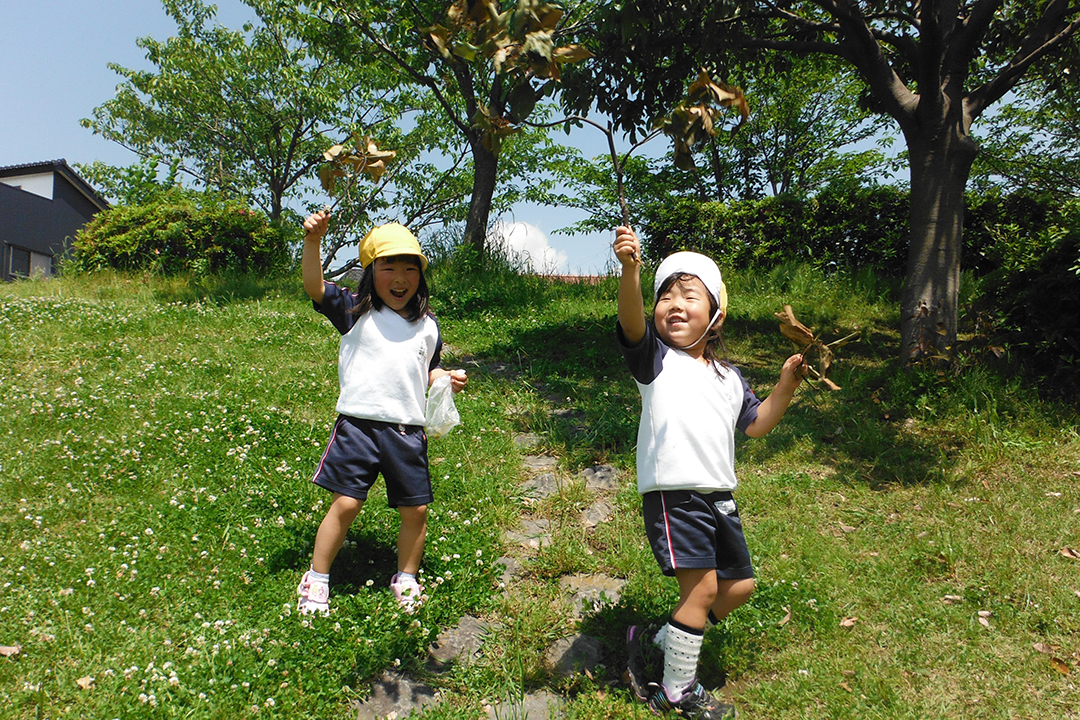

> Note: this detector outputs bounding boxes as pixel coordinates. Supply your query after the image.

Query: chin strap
[675,308,724,351]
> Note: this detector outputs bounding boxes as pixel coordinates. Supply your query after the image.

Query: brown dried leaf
[552,44,592,64]
[76,676,95,690]
[775,305,815,346]
[1051,657,1071,675]
[942,594,963,604]
[778,606,791,627]
[840,616,858,628]
[1033,642,1054,655]
[839,524,857,533]
[839,681,853,693]
[1060,547,1080,560]
[0,645,21,657]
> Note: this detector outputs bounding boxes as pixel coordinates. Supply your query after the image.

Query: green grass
[1,262,1078,719]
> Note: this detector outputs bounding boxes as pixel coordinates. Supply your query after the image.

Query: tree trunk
[463,136,498,254]
[900,127,978,362]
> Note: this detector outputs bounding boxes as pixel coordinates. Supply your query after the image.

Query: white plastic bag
[425,374,460,439]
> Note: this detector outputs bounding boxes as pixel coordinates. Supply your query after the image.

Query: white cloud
[491,221,568,274]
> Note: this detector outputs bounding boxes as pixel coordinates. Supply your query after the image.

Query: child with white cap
[295,211,467,616]
[613,226,806,719]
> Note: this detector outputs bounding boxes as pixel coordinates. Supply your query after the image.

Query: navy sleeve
[730,365,762,433]
[313,281,359,336]
[616,320,667,385]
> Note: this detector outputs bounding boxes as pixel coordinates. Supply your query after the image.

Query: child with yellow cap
[613,226,806,719]
[296,210,467,615]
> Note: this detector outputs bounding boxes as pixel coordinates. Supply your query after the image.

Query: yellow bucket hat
[359,223,428,270]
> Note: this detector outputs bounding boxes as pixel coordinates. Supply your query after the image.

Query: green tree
[81,0,383,223]
[564,1,1080,363]
[322,0,592,253]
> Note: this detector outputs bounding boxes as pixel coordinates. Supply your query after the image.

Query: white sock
[308,569,329,584]
[396,571,417,584]
[661,622,704,699]
[653,611,717,646]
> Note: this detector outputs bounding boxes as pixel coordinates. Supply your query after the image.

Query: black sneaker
[626,625,664,703]
[647,681,737,719]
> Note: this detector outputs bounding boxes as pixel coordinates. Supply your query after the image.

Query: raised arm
[302,211,330,303]
[614,225,646,344]
[744,354,806,438]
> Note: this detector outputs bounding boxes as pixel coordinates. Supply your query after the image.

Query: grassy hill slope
[1,263,1077,719]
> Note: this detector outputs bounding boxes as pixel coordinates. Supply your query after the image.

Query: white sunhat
[653,251,728,313]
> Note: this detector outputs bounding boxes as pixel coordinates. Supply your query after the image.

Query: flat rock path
[352,377,630,719]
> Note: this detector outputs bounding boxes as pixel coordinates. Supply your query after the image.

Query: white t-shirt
[316,282,441,426]
[618,321,760,494]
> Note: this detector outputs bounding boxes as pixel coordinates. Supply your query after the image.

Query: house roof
[0,159,109,211]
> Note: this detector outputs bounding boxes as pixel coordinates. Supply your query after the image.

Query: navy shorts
[311,415,433,507]
[642,489,754,579]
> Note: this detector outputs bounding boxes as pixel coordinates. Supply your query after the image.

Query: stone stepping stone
[581,500,613,529]
[483,689,565,720]
[495,555,523,587]
[559,574,626,619]
[579,465,620,492]
[504,518,553,549]
[353,672,437,719]
[513,432,542,448]
[544,633,605,678]
[427,615,493,671]
[520,472,561,500]
[522,455,559,473]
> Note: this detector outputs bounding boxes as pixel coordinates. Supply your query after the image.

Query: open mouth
[390,288,408,300]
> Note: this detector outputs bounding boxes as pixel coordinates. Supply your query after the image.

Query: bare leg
[396,504,428,575]
[311,493,363,575]
[711,577,755,622]
[671,568,719,629]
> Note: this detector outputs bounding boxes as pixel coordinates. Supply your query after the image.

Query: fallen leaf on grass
[839,524,857,533]
[1051,657,1071,675]
[76,676,94,690]
[0,645,21,657]
[942,595,963,604]
[840,617,858,628]
[977,610,992,628]
[978,616,991,628]
[1060,547,1080,560]
[778,606,791,627]
[1033,642,1054,654]
[839,681,852,693]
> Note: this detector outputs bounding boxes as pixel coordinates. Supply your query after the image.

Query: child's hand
[449,369,468,394]
[303,210,330,241]
[779,354,808,390]
[613,226,641,268]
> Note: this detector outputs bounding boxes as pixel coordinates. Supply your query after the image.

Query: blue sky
[0,0,623,274]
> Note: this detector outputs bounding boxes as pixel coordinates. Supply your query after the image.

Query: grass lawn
[1,262,1078,719]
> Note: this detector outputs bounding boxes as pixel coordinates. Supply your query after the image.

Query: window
[9,246,30,277]
[7,246,52,279]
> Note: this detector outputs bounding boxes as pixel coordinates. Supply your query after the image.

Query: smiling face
[654,273,722,357]
[372,255,422,316]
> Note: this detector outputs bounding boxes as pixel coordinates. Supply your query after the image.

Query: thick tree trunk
[900,128,978,362]
[463,137,498,254]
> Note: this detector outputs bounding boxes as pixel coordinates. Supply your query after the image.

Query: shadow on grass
[267,519,400,593]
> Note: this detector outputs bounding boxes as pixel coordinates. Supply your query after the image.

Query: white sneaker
[390,573,424,613]
[296,570,330,616]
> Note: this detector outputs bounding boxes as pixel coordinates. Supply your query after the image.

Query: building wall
[0,171,102,280]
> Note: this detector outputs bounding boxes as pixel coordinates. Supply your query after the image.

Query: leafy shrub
[977,199,1080,398]
[641,186,1062,278]
[70,190,294,276]
[641,185,910,274]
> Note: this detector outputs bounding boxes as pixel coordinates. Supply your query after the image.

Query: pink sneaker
[296,570,330,616]
[390,573,424,612]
